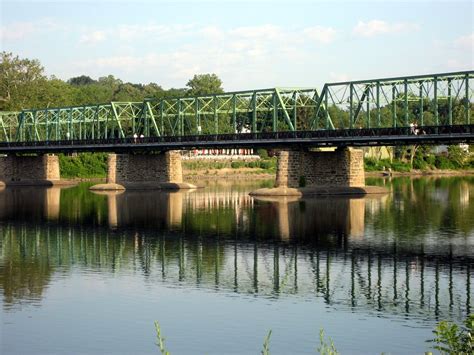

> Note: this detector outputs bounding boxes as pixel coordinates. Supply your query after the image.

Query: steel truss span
[0,71,472,147]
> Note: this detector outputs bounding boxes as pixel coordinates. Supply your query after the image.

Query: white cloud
[76,24,197,45]
[199,26,225,41]
[0,19,60,41]
[230,25,281,40]
[303,26,337,44]
[72,23,344,89]
[0,22,35,41]
[79,30,107,44]
[353,20,419,37]
[454,33,474,50]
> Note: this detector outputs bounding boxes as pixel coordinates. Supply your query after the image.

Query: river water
[0,176,473,354]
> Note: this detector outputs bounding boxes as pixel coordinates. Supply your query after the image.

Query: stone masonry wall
[107,151,183,184]
[0,154,60,182]
[275,148,365,188]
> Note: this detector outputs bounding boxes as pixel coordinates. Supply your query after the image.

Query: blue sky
[1,0,473,90]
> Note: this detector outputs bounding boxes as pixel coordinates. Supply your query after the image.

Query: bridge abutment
[0,154,60,186]
[91,151,196,190]
[251,148,386,196]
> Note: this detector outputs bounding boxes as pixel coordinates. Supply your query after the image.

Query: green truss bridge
[0,70,473,154]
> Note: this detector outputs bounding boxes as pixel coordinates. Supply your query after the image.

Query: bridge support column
[251,148,386,196]
[276,148,365,188]
[91,151,196,190]
[0,154,60,186]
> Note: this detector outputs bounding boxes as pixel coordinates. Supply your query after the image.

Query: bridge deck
[0,125,472,154]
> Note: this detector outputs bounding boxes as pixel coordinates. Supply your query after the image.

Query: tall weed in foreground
[261,330,272,355]
[153,314,473,354]
[154,321,170,355]
[317,328,339,355]
[427,314,473,354]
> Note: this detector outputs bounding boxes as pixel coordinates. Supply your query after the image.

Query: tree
[186,73,224,96]
[0,52,46,110]
[67,75,96,86]
[98,75,123,89]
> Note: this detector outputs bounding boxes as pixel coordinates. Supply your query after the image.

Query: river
[1,176,473,354]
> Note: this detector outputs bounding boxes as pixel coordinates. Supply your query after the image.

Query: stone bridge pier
[91,151,196,190]
[251,148,386,196]
[0,154,60,186]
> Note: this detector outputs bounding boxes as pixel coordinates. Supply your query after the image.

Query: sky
[1,0,473,91]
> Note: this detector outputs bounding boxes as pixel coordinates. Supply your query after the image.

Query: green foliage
[186,73,224,96]
[435,156,455,170]
[257,149,269,159]
[154,321,170,355]
[448,145,469,168]
[425,154,436,166]
[364,157,384,172]
[261,330,272,355]
[67,75,96,86]
[365,144,473,172]
[59,153,108,178]
[230,161,244,169]
[317,328,339,355]
[364,158,412,172]
[428,314,473,354]
[0,51,46,110]
[412,159,428,170]
[390,160,411,172]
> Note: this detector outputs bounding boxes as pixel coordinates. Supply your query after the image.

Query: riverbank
[56,168,474,184]
[184,167,474,180]
[184,167,274,181]
[365,169,474,177]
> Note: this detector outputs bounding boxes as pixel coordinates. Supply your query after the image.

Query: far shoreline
[58,168,474,184]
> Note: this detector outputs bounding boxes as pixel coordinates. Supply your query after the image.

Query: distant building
[431,144,469,155]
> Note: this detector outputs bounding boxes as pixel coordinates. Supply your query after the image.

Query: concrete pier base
[0,154,61,186]
[90,151,197,191]
[250,148,388,197]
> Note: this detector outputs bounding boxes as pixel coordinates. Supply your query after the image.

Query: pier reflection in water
[0,179,472,326]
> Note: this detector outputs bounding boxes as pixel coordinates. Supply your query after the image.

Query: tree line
[0,52,224,112]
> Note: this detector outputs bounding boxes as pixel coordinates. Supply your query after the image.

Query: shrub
[435,156,455,170]
[448,145,469,168]
[413,157,429,170]
[428,314,473,354]
[364,157,379,171]
[231,161,244,169]
[257,149,269,159]
[258,160,274,170]
[425,154,436,167]
[390,160,411,172]
[59,153,108,178]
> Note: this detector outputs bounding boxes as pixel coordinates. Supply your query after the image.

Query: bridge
[0,71,473,191]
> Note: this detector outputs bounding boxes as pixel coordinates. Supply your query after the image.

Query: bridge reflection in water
[0,181,472,323]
